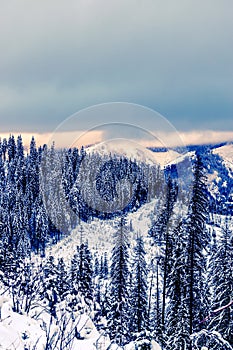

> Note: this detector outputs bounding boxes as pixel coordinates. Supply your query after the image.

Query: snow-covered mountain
[213,143,233,173]
[86,139,181,167]
[86,140,233,215]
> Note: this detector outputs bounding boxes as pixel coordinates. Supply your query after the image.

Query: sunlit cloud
[1,130,232,151]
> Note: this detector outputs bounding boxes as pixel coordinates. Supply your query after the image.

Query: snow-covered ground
[0,297,105,350]
[47,198,158,262]
[0,197,162,350]
[0,297,161,350]
[86,139,182,167]
[213,143,233,174]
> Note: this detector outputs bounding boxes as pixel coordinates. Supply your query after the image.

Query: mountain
[86,139,181,166]
[87,140,233,215]
[213,143,233,172]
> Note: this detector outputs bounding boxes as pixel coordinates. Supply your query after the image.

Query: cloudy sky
[0,0,232,146]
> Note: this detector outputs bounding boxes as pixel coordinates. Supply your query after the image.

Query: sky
[0,0,233,147]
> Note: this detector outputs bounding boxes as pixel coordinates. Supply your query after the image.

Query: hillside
[86,139,181,167]
[1,136,233,350]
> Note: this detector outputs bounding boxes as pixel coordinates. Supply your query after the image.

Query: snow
[86,139,182,167]
[0,196,162,350]
[0,300,46,350]
[46,198,158,262]
[165,150,195,167]
[0,301,162,350]
[213,143,233,174]
[125,340,161,349]
[0,299,105,350]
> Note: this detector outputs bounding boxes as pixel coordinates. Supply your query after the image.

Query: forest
[0,135,232,350]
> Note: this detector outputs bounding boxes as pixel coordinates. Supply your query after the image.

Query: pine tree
[8,135,16,163]
[166,221,190,350]
[1,138,7,162]
[208,219,233,345]
[78,242,93,303]
[186,154,209,337]
[103,251,109,278]
[56,258,69,301]
[99,254,104,279]
[149,176,177,328]
[131,234,148,334]
[108,217,131,346]
[94,254,100,277]
[43,255,58,318]
[69,252,79,299]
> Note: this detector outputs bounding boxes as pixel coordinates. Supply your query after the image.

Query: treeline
[0,135,164,258]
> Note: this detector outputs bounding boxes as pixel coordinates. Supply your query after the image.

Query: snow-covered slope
[0,295,162,350]
[0,297,107,350]
[47,198,158,262]
[86,139,181,167]
[213,143,233,174]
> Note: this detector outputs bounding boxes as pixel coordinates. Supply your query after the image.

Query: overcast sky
[0,0,233,144]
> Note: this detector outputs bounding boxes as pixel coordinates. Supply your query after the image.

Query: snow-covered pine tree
[78,242,93,303]
[191,329,233,350]
[103,251,109,278]
[43,255,58,318]
[149,176,178,328]
[166,220,190,350]
[108,216,131,346]
[186,154,210,337]
[208,219,233,345]
[130,234,148,334]
[7,135,17,163]
[56,257,69,301]
[99,254,104,279]
[94,254,100,277]
[1,137,7,162]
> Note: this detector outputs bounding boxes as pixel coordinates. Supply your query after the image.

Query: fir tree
[78,242,93,303]
[56,258,69,301]
[208,219,233,345]
[103,251,109,278]
[108,217,131,346]
[149,176,177,328]
[186,154,209,337]
[166,221,190,350]
[131,234,148,333]
[94,254,100,277]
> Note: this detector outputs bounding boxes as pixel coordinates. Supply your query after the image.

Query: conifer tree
[108,217,131,346]
[149,176,177,328]
[94,254,99,277]
[103,251,109,278]
[78,242,93,302]
[166,221,190,350]
[186,154,209,337]
[56,258,69,301]
[208,220,233,345]
[131,234,148,333]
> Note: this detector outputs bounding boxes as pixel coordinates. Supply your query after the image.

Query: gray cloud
[0,0,232,134]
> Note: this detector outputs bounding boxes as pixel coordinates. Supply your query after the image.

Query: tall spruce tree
[166,221,190,350]
[149,176,177,328]
[56,258,69,301]
[208,219,233,345]
[108,217,131,346]
[78,242,93,303]
[186,154,209,338]
[131,234,148,334]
